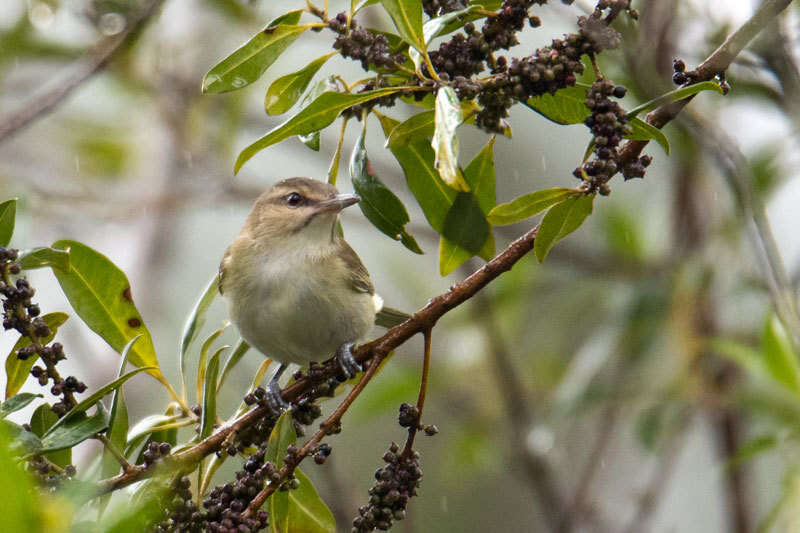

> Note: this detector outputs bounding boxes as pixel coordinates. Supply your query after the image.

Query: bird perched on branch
[219,177,406,413]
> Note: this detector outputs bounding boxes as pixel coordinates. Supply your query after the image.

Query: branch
[617,0,794,167]
[0,0,165,144]
[97,224,542,494]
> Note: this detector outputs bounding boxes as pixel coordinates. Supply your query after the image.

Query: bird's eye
[286,192,303,207]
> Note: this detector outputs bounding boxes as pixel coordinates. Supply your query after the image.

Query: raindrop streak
[99,12,126,36]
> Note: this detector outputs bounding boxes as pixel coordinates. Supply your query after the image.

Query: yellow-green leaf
[0,198,17,247]
[380,0,425,52]
[534,194,595,262]
[4,312,68,399]
[265,52,337,115]
[488,188,577,226]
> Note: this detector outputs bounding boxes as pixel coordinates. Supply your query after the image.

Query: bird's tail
[375,306,410,328]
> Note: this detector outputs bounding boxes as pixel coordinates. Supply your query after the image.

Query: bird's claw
[335,342,362,379]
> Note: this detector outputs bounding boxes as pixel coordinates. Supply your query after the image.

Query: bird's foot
[335,342,362,380]
[265,364,290,416]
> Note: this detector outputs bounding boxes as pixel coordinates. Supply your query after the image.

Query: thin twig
[402,328,431,457]
[96,434,133,473]
[0,0,165,144]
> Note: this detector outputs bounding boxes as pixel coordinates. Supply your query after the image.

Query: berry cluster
[141,440,172,466]
[342,79,401,120]
[0,247,84,416]
[672,58,689,85]
[422,0,466,18]
[202,456,271,533]
[330,13,404,72]
[28,454,76,488]
[352,442,422,533]
[155,477,205,533]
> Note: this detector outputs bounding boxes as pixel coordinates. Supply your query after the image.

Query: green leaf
[0,198,17,246]
[425,5,483,38]
[439,231,494,276]
[0,392,42,418]
[266,412,296,532]
[442,192,490,255]
[283,468,337,533]
[197,326,227,404]
[199,347,224,440]
[296,76,338,151]
[353,0,381,13]
[0,422,43,532]
[627,117,670,154]
[488,188,577,226]
[43,365,154,438]
[265,52,337,115]
[380,0,425,52]
[463,137,496,214]
[432,86,468,190]
[727,434,779,470]
[202,11,306,94]
[17,247,70,272]
[534,194,595,262]
[761,314,800,393]
[218,338,250,393]
[29,404,71,468]
[4,312,69,399]
[124,412,183,457]
[101,337,136,481]
[378,114,454,232]
[236,88,404,173]
[180,276,218,400]
[2,419,42,454]
[38,405,108,453]
[349,122,423,254]
[635,404,665,452]
[626,81,725,119]
[385,110,436,148]
[51,240,162,381]
[524,84,592,125]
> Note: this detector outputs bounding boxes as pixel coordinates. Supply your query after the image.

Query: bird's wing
[340,242,374,295]
[218,247,232,295]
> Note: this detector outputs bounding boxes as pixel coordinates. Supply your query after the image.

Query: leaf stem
[327,117,350,185]
[96,433,133,472]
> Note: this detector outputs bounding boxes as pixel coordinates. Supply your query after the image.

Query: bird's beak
[314,193,361,214]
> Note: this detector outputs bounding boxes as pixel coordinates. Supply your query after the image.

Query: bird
[218,177,406,413]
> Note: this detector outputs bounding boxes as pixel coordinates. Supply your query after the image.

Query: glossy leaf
[378,114,454,232]
[4,312,69,399]
[17,247,70,272]
[296,76,338,151]
[43,365,153,437]
[534,194,595,262]
[442,192,490,255]
[51,240,162,379]
[426,5,483,38]
[38,405,108,453]
[349,122,423,254]
[386,110,436,148]
[180,275,218,400]
[353,0,381,13]
[432,86,468,190]
[29,404,71,468]
[0,198,16,247]
[197,326,227,404]
[761,314,800,393]
[265,52,337,115]
[524,84,592,125]
[101,337,136,481]
[439,232,494,276]
[218,338,250,393]
[282,468,336,533]
[627,117,670,154]
[202,11,305,94]
[1,392,41,418]
[200,347,224,440]
[124,412,183,457]
[625,81,725,118]
[236,88,403,173]
[380,0,425,52]
[0,422,43,532]
[463,137,497,214]
[487,188,576,226]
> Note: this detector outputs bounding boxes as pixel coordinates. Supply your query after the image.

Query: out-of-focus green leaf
[236,88,404,173]
[463,137,497,214]
[602,207,644,261]
[442,192,490,255]
[202,11,305,93]
[627,117,670,154]
[180,276,218,400]
[378,113,454,232]
[2,419,42,454]
[727,434,779,471]
[524,84,591,125]
[635,404,665,452]
[38,406,108,454]
[0,392,41,418]
[762,314,800,393]
[0,198,16,247]
[432,86,468,190]
[43,366,153,438]
[218,339,250,393]
[17,247,70,272]
[51,240,163,381]
[349,122,423,254]
[102,477,170,533]
[196,326,227,404]
[29,404,71,468]
[5,312,69,399]
[625,81,725,118]
[265,52,337,115]
[534,194,594,262]
[488,188,576,226]
[0,421,44,532]
[200,347,224,440]
[380,0,425,52]
[100,337,137,482]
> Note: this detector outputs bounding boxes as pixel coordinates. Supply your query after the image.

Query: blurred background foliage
[1,0,800,532]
